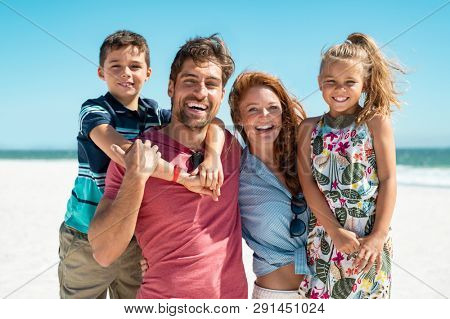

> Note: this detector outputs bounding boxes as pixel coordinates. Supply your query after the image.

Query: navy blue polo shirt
[64,92,171,233]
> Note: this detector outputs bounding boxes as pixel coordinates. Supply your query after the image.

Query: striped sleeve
[79,104,112,138]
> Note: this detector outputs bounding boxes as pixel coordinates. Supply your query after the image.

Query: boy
[59,30,224,299]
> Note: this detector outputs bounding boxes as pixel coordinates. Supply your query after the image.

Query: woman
[229,71,313,299]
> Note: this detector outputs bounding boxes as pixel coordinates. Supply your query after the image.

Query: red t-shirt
[104,128,248,299]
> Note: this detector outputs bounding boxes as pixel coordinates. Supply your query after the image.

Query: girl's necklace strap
[323,112,357,129]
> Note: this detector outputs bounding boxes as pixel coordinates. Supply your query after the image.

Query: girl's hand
[196,154,224,197]
[354,233,386,273]
[140,258,149,278]
[329,228,360,255]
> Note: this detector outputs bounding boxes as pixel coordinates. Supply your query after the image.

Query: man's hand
[329,228,360,255]
[111,139,160,181]
[140,258,149,278]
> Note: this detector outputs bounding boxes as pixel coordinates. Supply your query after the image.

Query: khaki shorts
[58,222,142,299]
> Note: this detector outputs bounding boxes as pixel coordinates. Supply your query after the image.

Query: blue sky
[1,0,449,149]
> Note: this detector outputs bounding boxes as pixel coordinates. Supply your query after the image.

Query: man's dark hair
[170,34,234,86]
[99,30,150,67]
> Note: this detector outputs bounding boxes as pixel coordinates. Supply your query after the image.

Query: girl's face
[238,86,283,149]
[318,60,365,117]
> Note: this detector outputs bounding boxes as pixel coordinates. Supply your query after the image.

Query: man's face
[168,58,224,129]
[98,45,151,105]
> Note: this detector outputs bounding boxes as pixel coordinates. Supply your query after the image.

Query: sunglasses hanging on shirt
[290,195,308,238]
[189,151,204,170]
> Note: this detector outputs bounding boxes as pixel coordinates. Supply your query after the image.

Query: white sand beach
[0,159,449,299]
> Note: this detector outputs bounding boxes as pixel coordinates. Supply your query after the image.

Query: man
[88,35,247,299]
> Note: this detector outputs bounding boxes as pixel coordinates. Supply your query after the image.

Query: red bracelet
[172,165,181,183]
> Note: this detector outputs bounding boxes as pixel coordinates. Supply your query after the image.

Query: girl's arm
[354,115,396,273]
[297,118,360,255]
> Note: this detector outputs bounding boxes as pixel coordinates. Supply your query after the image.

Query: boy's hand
[140,258,149,278]
[178,174,218,201]
[195,154,224,197]
[329,228,360,255]
[111,139,160,181]
[354,233,386,274]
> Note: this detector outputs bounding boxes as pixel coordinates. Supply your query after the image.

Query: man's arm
[88,139,160,267]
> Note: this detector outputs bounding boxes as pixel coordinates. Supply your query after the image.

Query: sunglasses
[290,195,308,238]
[189,151,204,170]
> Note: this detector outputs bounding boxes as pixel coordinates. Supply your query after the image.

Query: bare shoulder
[366,115,393,136]
[298,116,321,134]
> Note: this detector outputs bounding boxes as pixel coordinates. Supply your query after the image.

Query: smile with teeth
[118,82,134,88]
[255,124,275,131]
[332,96,349,102]
[187,102,208,111]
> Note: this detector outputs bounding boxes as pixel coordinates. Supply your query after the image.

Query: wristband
[172,165,181,183]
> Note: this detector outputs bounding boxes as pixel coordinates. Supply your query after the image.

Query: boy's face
[168,58,224,129]
[98,45,151,105]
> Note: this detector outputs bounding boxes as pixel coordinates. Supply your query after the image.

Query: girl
[297,33,402,299]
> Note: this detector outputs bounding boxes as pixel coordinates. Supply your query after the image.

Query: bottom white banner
[1,299,448,319]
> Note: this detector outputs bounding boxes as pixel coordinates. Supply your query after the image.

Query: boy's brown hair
[99,30,150,67]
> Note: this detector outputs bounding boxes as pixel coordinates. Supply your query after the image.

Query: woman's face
[238,86,283,149]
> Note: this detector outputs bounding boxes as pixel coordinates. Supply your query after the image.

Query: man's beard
[172,98,214,130]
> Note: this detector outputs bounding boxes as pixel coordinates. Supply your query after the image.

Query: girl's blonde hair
[320,32,404,123]
[229,71,306,195]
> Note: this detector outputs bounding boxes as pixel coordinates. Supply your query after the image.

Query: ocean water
[1,148,449,188]
[396,148,450,168]
[396,148,450,188]
[0,150,77,159]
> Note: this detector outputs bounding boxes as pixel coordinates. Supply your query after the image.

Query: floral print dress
[301,114,393,299]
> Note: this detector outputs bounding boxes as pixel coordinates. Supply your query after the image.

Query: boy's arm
[297,118,360,255]
[197,118,226,193]
[90,124,133,167]
[88,140,159,267]
[91,124,216,200]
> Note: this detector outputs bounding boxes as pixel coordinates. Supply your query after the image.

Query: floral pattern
[301,116,393,299]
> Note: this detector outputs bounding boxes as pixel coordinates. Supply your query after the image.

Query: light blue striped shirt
[239,147,313,277]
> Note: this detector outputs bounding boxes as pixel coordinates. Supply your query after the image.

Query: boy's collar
[105,92,152,112]
[105,92,132,112]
